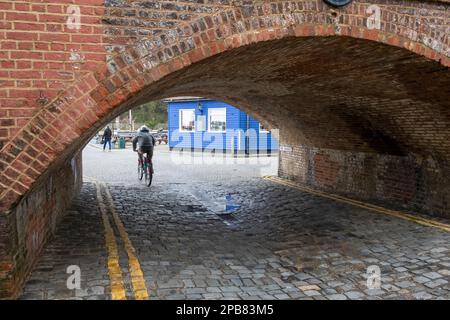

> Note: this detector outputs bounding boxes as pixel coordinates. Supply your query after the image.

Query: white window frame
[179,109,195,132]
[208,108,227,133]
[259,123,269,133]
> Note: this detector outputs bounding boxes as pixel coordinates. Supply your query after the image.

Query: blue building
[166,97,278,153]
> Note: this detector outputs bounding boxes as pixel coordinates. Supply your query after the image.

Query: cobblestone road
[21,144,450,300]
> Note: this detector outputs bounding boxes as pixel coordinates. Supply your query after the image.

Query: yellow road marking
[103,184,149,300]
[95,182,127,300]
[263,176,450,233]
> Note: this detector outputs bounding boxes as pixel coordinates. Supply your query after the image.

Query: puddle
[217,213,239,228]
[176,204,208,212]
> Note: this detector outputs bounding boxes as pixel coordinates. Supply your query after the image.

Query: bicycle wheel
[146,160,153,187]
[138,160,144,180]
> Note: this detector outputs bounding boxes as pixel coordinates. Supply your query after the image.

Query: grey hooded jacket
[132,131,156,150]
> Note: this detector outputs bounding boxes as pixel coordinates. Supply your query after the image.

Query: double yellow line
[264,176,450,233]
[95,181,149,300]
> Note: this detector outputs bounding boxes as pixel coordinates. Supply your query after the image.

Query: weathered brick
[0,0,449,300]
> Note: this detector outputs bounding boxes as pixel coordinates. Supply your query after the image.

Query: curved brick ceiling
[103,36,450,161]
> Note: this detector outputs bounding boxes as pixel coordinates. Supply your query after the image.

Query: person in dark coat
[102,126,112,151]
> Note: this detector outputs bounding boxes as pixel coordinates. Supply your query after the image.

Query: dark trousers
[103,138,111,150]
[138,146,153,163]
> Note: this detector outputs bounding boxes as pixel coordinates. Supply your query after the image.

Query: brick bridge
[0,0,449,298]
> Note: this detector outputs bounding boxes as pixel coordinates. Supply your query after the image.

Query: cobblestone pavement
[21,145,450,300]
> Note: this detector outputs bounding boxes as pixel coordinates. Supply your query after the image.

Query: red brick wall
[0,0,106,147]
[0,152,82,298]
[279,144,450,217]
[313,153,340,187]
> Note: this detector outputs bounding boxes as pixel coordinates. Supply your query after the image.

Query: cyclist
[132,126,156,170]
[102,126,112,151]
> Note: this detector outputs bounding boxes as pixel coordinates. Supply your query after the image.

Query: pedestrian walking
[102,126,112,151]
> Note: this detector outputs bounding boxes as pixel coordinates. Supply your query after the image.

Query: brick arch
[1,0,450,213]
[0,0,449,299]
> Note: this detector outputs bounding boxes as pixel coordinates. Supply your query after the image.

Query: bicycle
[137,152,153,187]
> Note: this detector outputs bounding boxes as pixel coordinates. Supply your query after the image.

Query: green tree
[132,100,168,130]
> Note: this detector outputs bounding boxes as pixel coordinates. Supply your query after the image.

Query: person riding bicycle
[132,126,156,168]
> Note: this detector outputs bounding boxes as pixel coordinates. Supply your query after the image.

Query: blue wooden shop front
[166,98,278,153]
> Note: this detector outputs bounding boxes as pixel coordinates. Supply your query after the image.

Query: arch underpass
[0,0,449,298]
